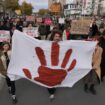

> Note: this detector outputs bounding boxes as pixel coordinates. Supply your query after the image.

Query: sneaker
[49,94,55,101]
[12,95,17,104]
[84,84,88,93]
[89,84,96,95]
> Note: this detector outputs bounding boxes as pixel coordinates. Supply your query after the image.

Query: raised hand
[23,42,76,86]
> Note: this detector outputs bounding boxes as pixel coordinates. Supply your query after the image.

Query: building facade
[64,0,82,18]
[48,0,105,16]
[48,0,66,9]
[80,0,93,15]
[81,0,105,16]
[79,0,103,16]
[64,3,82,18]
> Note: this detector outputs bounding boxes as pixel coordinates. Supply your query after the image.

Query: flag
[7,30,97,88]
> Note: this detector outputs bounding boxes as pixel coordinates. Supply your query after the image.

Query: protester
[48,30,62,100]
[51,23,59,31]
[63,25,71,40]
[27,23,41,40]
[0,21,9,30]
[98,25,105,36]
[38,22,47,40]
[65,17,72,27]
[0,42,17,104]
[88,27,93,38]
[10,25,16,39]
[84,34,103,95]
[16,20,23,32]
[45,24,51,40]
[59,23,65,32]
[27,23,33,29]
[89,20,98,37]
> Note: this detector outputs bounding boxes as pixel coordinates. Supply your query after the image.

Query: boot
[84,84,88,93]
[89,84,96,95]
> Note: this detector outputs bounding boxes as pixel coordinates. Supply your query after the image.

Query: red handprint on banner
[23,42,77,86]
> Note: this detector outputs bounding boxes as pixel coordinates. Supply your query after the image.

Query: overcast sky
[19,0,48,12]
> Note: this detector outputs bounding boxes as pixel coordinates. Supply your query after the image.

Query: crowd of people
[0,16,105,104]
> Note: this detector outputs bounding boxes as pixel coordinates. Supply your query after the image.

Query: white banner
[23,27,39,37]
[0,30,10,42]
[8,30,97,88]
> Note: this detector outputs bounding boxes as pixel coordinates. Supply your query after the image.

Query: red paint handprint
[23,42,77,86]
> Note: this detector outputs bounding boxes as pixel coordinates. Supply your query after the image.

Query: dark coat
[38,25,47,35]
[91,24,98,37]
[99,37,105,78]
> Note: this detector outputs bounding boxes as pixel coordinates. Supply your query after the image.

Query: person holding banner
[47,30,62,100]
[0,42,17,104]
[84,34,103,95]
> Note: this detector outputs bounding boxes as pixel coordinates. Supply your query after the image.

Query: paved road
[0,78,105,105]
[0,76,5,90]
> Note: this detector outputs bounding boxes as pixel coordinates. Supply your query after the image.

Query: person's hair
[49,30,62,41]
[2,42,11,50]
[27,23,33,27]
[89,32,101,41]
[94,32,101,36]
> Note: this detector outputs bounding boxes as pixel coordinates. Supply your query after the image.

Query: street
[0,77,105,105]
